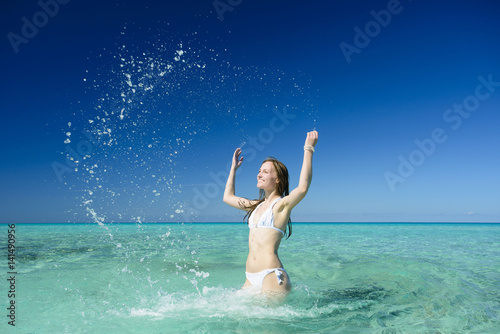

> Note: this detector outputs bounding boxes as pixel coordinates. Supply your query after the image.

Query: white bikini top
[248,197,285,235]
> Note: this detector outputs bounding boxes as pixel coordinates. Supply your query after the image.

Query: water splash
[123,284,371,322]
[62,23,316,225]
[55,27,320,327]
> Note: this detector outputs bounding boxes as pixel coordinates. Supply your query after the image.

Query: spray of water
[62,24,317,225]
[59,23,318,304]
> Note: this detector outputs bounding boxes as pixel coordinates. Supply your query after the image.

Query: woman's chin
[257,182,265,189]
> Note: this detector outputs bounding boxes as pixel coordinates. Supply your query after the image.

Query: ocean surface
[1,223,499,333]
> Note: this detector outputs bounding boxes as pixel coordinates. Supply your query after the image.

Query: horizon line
[2,221,499,225]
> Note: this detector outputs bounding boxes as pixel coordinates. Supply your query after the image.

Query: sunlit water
[2,223,499,333]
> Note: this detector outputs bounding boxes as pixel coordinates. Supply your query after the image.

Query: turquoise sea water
[1,223,499,333]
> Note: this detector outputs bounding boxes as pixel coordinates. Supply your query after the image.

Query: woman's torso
[246,198,289,272]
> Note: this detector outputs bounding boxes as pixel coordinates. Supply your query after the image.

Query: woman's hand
[304,130,318,148]
[231,148,244,170]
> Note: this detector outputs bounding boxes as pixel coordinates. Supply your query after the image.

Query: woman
[223,130,318,296]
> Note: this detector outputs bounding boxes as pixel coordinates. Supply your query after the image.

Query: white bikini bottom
[245,268,286,289]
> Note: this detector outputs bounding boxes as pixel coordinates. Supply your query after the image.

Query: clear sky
[1,0,499,223]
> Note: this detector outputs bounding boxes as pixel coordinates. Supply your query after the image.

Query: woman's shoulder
[273,197,288,212]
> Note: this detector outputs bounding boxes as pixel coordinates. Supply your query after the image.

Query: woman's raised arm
[223,148,254,210]
[283,131,318,210]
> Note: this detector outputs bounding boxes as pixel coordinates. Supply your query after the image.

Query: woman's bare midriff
[246,228,284,273]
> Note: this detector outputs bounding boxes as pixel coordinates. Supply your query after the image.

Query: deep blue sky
[1,0,499,223]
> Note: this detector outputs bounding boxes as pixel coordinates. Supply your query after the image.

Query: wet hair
[243,157,292,239]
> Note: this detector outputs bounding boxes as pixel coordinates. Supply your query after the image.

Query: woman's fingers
[305,130,318,146]
[233,148,241,159]
[233,147,243,167]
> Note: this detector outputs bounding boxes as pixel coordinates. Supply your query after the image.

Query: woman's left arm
[283,130,318,210]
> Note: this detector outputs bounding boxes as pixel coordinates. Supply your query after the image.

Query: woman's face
[257,161,279,190]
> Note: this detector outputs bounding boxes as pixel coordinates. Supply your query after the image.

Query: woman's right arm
[223,148,254,210]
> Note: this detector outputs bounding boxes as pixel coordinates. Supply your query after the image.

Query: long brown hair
[244,157,292,239]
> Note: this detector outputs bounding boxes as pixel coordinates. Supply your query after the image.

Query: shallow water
[1,223,499,333]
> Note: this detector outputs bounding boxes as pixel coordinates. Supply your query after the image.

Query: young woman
[223,130,318,296]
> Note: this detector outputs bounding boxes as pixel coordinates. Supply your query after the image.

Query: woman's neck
[263,190,280,202]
